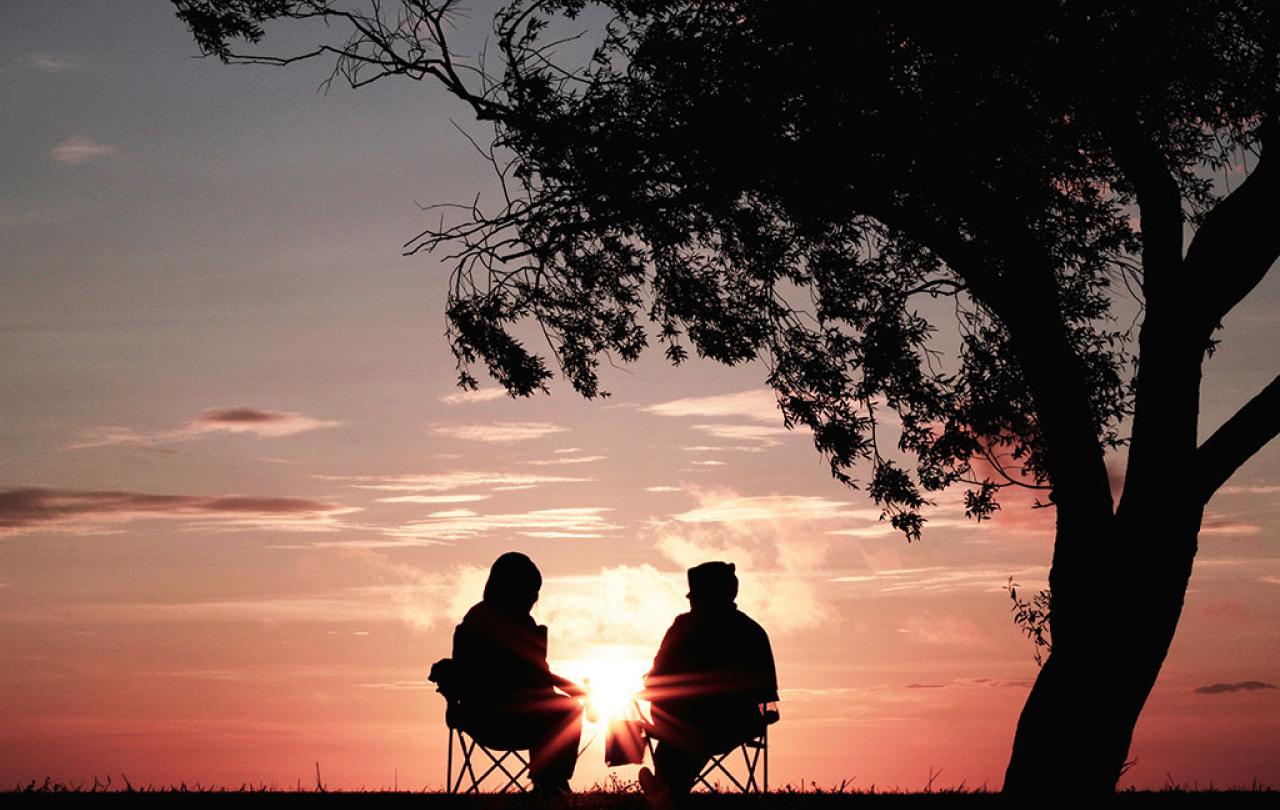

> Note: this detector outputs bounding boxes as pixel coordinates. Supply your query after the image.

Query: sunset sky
[3,1,1279,792]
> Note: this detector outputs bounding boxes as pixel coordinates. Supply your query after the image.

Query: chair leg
[463,737,484,793]
[507,752,531,793]
[447,728,454,794]
[763,725,768,792]
[451,732,476,794]
[741,743,761,792]
[484,747,528,793]
[694,738,767,794]
[446,728,537,794]
[699,750,748,793]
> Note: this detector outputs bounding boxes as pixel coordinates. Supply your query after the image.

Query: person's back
[647,605,777,750]
[641,562,779,802]
[440,552,583,795]
[452,599,553,706]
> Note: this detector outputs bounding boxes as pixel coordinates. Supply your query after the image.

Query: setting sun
[560,648,651,727]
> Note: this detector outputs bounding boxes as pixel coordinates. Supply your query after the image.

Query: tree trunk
[1003,502,1201,793]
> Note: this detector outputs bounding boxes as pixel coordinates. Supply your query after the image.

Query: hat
[686,561,738,602]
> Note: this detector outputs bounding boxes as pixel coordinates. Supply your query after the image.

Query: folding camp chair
[445,722,531,794]
[694,724,768,793]
[431,656,532,793]
[640,702,777,794]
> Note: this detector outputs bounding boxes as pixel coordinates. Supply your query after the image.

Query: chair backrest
[428,657,463,700]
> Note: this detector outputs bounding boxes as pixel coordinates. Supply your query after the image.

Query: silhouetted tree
[173,0,1280,793]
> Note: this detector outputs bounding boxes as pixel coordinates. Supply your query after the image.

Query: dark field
[4,788,1279,807]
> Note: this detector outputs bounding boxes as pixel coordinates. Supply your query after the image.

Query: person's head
[686,561,738,609]
[483,551,542,615]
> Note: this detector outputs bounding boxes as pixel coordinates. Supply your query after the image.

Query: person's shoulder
[733,609,770,637]
[460,601,489,625]
[665,611,694,632]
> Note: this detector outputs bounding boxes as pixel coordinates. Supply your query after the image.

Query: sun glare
[559,647,650,727]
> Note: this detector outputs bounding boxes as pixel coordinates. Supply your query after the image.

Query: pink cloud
[642,389,780,422]
[1193,681,1277,695]
[324,471,590,492]
[520,455,606,466]
[67,407,338,449]
[0,487,356,536]
[898,614,990,646]
[49,135,115,165]
[438,388,510,404]
[430,422,567,442]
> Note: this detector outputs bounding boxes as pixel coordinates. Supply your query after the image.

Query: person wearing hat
[444,552,585,795]
[638,561,779,803]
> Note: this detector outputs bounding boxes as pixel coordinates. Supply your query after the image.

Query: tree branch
[1184,114,1280,329]
[1104,113,1184,294]
[1198,372,1280,503]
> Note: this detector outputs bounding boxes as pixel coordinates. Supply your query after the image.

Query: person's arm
[549,671,586,697]
[532,623,585,696]
[641,620,684,700]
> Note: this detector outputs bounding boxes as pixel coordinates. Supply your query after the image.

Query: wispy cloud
[671,493,869,524]
[521,455,606,466]
[642,389,780,422]
[376,494,490,504]
[357,680,432,691]
[898,614,990,646]
[691,423,792,446]
[1192,681,1277,695]
[29,54,83,72]
[382,506,617,543]
[682,445,765,454]
[827,524,897,538]
[1200,516,1262,536]
[438,388,511,405]
[431,422,567,442]
[325,471,590,493]
[0,487,357,537]
[49,135,115,165]
[68,407,338,449]
[1216,484,1280,496]
[829,566,1033,595]
[646,485,682,493]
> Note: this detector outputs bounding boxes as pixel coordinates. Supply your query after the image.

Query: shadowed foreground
[5,788,1280,806]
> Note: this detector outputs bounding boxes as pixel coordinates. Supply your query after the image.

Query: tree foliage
[173,1,1279,543]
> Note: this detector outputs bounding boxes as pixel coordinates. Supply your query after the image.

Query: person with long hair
[448,552,584,795]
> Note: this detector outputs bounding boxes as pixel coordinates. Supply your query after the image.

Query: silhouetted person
[436,552,583,795]
[639,561,779,803]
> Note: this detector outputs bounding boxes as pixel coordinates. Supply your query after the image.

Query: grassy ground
[4,786,1279,806]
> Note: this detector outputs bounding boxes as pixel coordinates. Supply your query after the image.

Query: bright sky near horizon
[2,0,1279,792]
